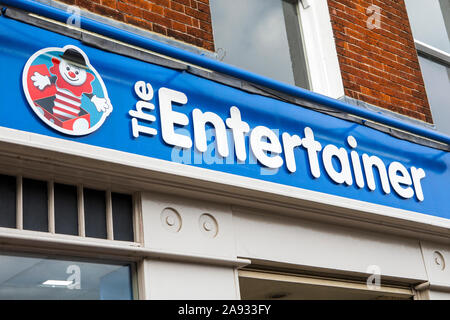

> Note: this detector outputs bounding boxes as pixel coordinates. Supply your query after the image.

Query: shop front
[0,1,449,300]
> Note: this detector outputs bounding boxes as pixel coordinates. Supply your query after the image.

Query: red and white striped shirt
[53,88,81,120]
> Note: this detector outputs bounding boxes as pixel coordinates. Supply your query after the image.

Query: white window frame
[413,40,450,134]
[405,0,450,133]
[415,40,450,68]
[209,0,344,98]
[297,0,345,99]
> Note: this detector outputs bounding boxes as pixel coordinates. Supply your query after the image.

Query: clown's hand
[91,95,113,116]
[31,72,51,90]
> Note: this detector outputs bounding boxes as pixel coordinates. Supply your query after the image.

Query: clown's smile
[59,59,87,86]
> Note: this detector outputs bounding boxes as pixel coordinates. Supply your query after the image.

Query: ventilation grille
[0,174,135,242]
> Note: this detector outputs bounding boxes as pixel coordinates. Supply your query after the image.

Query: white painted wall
[140,192,240,299]
[428,290,450,300]
[137,191,450,300]
[143,260,240,300]
[233,208,428,282]
[420,241,450,288]
[141,192,236,259]
[298,0,345,99]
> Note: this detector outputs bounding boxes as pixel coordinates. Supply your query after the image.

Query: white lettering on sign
[226,106,250,162]
[130,81,427,201]
[410,167,426,201]
[363,154,391,194]
[347,136,365,189]
[129,81,157,137]
[281,132,302,173]
[302,127,322,179]
[250,126,283,169]
[388,161,414,199]
[322,144,353,186]
[193,108,229,157]
[158,87,192,149]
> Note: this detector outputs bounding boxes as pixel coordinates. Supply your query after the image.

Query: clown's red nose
[68,71,76,78]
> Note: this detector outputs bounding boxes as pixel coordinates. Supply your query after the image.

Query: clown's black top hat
[59,48,87,68]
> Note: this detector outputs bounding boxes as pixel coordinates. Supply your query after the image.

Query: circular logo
[22,45,113,136]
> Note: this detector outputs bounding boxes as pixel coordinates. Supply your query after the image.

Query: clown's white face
[59,59,87,86]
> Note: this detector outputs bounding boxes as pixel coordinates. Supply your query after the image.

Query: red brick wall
[57,0,214,51]
[328,0,433,123]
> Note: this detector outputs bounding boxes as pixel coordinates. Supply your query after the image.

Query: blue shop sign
[0,16,449,220]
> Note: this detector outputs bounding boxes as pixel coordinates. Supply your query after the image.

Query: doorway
[239,269,414,300]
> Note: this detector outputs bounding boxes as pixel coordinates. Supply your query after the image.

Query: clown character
[30,48,112,121]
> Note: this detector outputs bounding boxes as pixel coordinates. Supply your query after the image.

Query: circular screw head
[203,221,212,231]
[166,216,175,226]
[161,207,182,233]
[433,251,446,271]
[199,213,218,238]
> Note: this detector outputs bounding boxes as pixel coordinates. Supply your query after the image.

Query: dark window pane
[112,193,134,242]
[0,174,16,228]
[23,178,48,232]
[54,183,78,236]
[84,188,107,239]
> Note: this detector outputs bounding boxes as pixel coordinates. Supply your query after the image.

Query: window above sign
[405,0,450,54]
[209,0,344,99]
[404,0,450,135]
[209,0,310,89]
